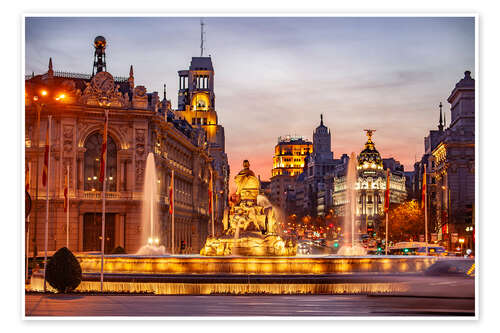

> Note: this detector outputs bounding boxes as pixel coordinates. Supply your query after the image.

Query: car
[298,242,311,255]
[415,246,448,256]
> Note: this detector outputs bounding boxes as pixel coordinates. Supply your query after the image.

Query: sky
[25,16,475,184]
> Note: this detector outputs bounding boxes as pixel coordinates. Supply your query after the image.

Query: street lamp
[458,238,465,256]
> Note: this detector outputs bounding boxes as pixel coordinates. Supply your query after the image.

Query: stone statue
[200,160,296,256]
[234,160,260,202]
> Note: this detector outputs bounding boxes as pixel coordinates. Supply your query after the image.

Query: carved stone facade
[431,71,475,249]
[25,64,215,255]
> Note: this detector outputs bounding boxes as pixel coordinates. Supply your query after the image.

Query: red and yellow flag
[169,170,174,214]
[99,113,108,183]
[42,122,49,186]
[384,169,390,213]
[63,167,69,213]
[25,163,30,192]
[421,164,427,209]
[208,171,213,215]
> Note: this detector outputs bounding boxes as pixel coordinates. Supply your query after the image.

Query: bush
[45,247,82,293]
[111,246,126,254]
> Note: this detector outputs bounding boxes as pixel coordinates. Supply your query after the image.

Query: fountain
[338,152,367,255]
[200,160,296,256]
[136,153,166,255]
[29,158,442,295]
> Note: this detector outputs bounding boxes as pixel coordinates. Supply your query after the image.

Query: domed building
[332,130,407,236]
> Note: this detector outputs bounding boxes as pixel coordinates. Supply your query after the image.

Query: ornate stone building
[432,71,475,248]
[270,136,312,212]
[303,115,338,216]
[25,36,226,255]
[174,56,230,234]
[332,131,407,234]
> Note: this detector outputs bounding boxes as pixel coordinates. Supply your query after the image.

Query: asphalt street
[25,293,474,317]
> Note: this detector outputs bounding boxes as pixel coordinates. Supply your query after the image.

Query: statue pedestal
[200,233,296,257]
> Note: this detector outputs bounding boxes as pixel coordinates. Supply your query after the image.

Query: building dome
[357,130,383,169]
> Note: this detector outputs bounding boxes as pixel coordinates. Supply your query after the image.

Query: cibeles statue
[234,160,260,203]
[201,160,296,256]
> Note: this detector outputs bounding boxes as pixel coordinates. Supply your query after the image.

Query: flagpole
[66,164,69,249]
[210,169,214,237]
[25,215,30,284]
[171,169,175,254]
[25,164,30,284]
[100,110,108,292]
[43,115,52,292]
[385,212,389,255]
[385,169,390,256]
[424,164,428,255]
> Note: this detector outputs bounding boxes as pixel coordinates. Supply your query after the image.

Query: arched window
[84,132,117,191]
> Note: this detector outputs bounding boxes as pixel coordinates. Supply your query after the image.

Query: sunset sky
[25,16,475,183]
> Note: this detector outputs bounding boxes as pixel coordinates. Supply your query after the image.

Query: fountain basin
[28,255,474,295]
[76,254,437,275]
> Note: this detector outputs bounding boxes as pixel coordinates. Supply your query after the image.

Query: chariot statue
[201,160,296,256]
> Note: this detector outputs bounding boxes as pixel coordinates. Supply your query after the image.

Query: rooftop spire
[129,65,134,78]
[200,19,206,57]
[163,84,167,100]
[320,114,323,126]
[438,102,444,132]
[47,57,54,77]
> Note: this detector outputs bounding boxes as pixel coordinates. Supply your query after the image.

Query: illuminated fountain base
[136,245,167,256]
[28,254,438,295]
[338,245,367,256]
[200,232,296,256]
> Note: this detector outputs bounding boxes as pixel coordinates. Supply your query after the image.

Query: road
[25,294,474,317]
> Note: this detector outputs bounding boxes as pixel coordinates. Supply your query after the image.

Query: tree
[45,247,82,293]
[384,200,425,243]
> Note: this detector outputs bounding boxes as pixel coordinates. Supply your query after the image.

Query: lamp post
[98,99,110,292]
[441,185,451,251]
[30,92,46,266]
[458,238,465,256]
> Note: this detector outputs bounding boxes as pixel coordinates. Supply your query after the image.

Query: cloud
[24,16,475,185]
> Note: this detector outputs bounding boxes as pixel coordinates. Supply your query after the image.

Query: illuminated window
[84,132,117,191]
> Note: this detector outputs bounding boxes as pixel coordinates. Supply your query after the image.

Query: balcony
[83,191,124,200]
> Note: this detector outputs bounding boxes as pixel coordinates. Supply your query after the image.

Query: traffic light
[333,241,339,248]
[180,240,186,251]
[404,248,409,254]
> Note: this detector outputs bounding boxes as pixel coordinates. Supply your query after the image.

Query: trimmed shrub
[45,247,82,293]
[111,246,126,254]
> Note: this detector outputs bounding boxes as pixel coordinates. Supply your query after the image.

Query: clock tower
[176,56,219,142]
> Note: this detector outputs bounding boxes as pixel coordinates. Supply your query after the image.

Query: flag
[25,163,30,192]
[421,164,427,209]
[63,167,69,213]
[384,169,390,213]
[42,122,49,186]
[169,170,174,214]
[99,113,108,183]
[208,171,213,215]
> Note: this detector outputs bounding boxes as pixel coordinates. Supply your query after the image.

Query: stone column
[76,148,85,194]
[78,213,84,252]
